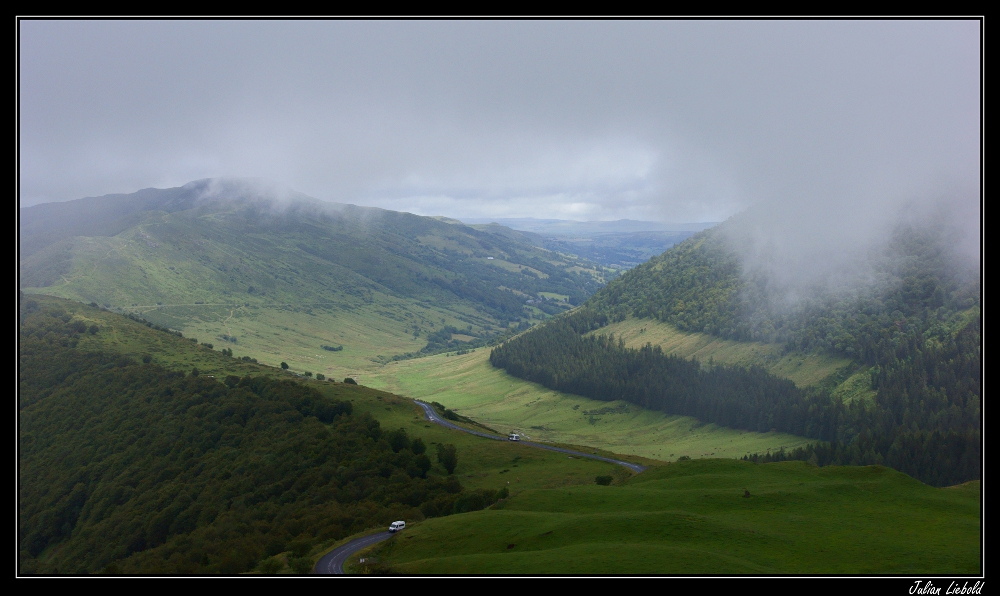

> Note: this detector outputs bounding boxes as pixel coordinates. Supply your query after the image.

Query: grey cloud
[20,19,980,259]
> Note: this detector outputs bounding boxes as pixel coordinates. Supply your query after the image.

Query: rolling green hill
[364,459,981,575]
[20,180,608,373]
[489,218,981,487]
[18,295,981,575]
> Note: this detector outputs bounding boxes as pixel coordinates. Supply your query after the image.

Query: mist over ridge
[715,187,980,317]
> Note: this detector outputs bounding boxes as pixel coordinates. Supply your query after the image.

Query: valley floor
[363,350,812,462]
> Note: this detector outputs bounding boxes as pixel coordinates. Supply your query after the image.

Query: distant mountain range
[459,217,718,235]
[458,218,718,268]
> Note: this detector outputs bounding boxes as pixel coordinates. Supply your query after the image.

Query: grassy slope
[21,195,608,375]
[591,317,852,388]
[371,459,981,575]
[22,219,479,374]
[364,349,812,462]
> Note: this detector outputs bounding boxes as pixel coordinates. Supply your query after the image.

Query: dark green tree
[387,429,410,453]
[437,443,458,475]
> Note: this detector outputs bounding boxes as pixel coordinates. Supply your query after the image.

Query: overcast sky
[19,20,980,227]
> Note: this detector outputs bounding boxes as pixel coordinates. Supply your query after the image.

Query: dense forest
[491,222,981,486]
[19,300,506,574]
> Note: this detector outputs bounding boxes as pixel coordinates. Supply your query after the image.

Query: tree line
[490,307,980,487]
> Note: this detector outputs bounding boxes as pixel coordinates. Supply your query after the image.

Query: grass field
[361,459,981,575]
[363,350,812,462]
[592,317,852,387]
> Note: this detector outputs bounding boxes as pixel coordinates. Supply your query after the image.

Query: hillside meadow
[354,459,981,575]
[364,349,812,462]
[20,183,614,374]
[591,316,852,388]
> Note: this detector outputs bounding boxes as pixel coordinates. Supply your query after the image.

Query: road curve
[414,400,647,473]
[314,531,394,574]
[314,402,647,574]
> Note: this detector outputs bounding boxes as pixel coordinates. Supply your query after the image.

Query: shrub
[316,373,325,381]
[437,443,458,475]
[410,453,432,478]
[344,377,357,385]
[258,558,282,574]
[280,362,289,370]
[453,492,486,514]
[289,557,313,575]
[387,428,410,453]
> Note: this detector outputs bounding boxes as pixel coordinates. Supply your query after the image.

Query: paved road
[314,400,647,574]
[314,531,394,575]
[414,400,647,473]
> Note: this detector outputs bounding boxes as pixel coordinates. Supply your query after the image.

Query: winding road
[413,400,647,473]
[315,531,394,575]
[314,398,647,574]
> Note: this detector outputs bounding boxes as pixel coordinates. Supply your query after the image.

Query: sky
[19,19,980,231]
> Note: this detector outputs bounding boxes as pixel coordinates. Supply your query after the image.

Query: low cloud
[20,20,979,254]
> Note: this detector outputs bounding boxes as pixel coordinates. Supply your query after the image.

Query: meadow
[358,459,981,575]
[592,317,852,388]
[364,349,812,462]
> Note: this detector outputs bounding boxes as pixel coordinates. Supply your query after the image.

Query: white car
[389,520,405,532]
[508,433,520,441]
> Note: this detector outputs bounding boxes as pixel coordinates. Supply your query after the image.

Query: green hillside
[18,296,981,575]
[589,316,852,388]
[365,459,981,575]
[20,180,607,373]
[18,295,627,575]
[489,218,981,487]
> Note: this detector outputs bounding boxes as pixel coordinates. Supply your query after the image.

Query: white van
[389,520,405,532]
[508,433,520,441]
